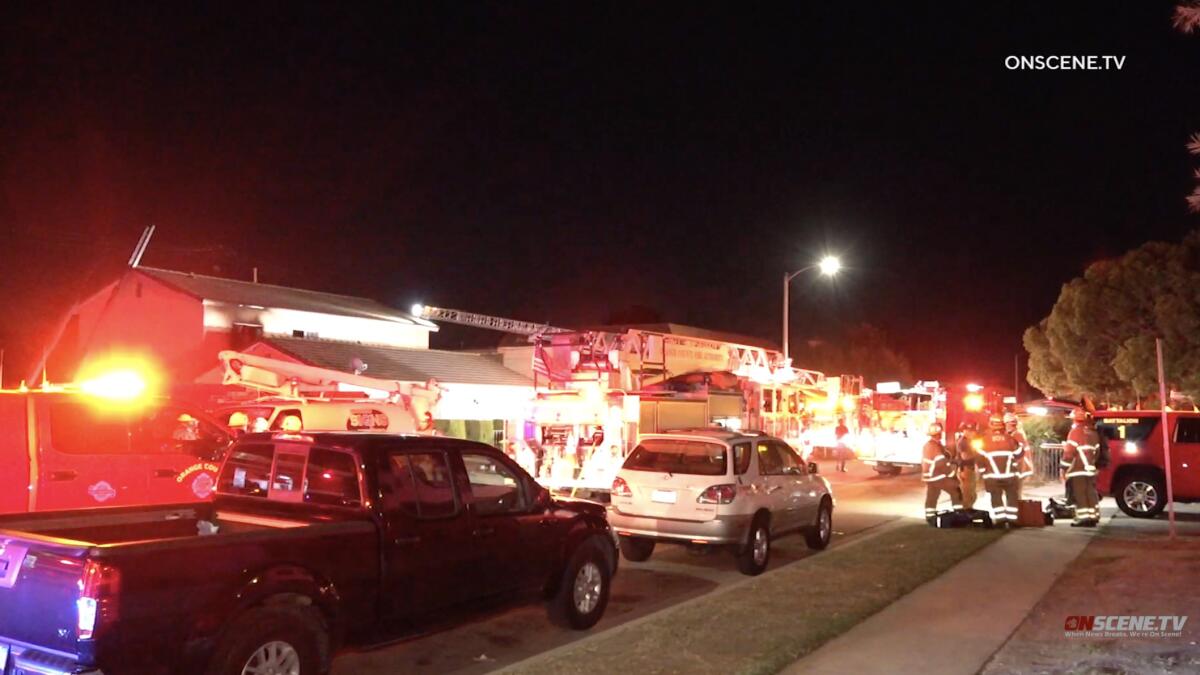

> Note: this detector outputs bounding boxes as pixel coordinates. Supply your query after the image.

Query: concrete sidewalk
[784,520,1100,675]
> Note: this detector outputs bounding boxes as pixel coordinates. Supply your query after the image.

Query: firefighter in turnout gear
[956,422,980,509]
[922,422,963,524]
[1006,412,1033,498]
[1062,409,1101,527]
[977,413,1021,527]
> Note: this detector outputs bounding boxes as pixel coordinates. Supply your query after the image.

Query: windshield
[623,439,728,476]
[1096,417,1159,443]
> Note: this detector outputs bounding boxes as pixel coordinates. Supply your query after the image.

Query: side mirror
[535,486,553,510]
[808,462,819,475]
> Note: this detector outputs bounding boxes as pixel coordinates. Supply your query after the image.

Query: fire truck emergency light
[79,369,149,401]
[963,393,985,412]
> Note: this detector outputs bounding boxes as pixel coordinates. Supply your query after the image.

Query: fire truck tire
[206,605,326,675]
[874,464,902,476]
[618,535,655,562]
[1114,471,1166,518]
[549,535,612,630]
[804,499,833,550]
[736,514,770,576]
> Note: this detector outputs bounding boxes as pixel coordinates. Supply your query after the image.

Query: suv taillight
[78,561,120,640]
[697,484,737,505]
[612,476,632,497]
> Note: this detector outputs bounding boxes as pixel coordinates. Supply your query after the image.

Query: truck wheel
[805,500,833,550]
[549,535,612,630]
[1115,472,1166,518]
[618,535,655,562]
[736,516,770,576]
[206,605,325,675]
[874,464,902,477]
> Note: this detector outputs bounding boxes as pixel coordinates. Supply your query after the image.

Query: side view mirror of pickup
[534,486,553,510]
[808,462,819,475]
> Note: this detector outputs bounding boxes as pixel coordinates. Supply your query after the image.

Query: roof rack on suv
[656,427,769,436]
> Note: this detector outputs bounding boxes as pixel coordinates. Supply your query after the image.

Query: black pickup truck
[0,432,617,675]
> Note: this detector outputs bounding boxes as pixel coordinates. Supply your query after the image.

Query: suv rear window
[623,439,728,476]
[1096,417,1159,443]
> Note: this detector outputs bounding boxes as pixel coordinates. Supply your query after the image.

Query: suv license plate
[651,490,676,504]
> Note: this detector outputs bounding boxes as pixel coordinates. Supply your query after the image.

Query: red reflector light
[78,560,120,640]
[697,484,737,505]
[229,359,244,375]
[611,476,632,497]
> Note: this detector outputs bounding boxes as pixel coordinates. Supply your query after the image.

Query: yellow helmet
[280,415,303,432]
[227,411,249,428]
[927,422,944,437]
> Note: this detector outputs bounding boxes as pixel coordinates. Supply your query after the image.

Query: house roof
[263,336,532,387]
[138,267,435,328]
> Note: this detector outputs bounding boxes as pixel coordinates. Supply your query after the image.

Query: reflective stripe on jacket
[1062,425,1100,478]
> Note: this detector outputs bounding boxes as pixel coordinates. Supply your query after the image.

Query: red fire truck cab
[0,388,232,513]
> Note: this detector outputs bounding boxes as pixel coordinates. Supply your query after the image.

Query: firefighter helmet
[928,422,944,437]
[227,411,249,429]
[988,413,1004,429]
[1072,408,1088,423]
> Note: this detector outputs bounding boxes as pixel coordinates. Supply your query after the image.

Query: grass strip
[513,523,1004,675]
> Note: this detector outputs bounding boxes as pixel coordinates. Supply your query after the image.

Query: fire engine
[856,381,1010,475]
[215,350,441,433]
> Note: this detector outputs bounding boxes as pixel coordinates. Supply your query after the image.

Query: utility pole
[1155,338,1177,539]
[1014,353,1020,401]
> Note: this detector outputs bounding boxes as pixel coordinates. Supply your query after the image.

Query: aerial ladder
[411,304,570,338]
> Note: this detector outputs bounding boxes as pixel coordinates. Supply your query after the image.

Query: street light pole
[782,256,841,363]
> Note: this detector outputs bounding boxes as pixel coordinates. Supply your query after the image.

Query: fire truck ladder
[411,304,570,338]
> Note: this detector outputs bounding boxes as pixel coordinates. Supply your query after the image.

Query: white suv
[608,430,834,575]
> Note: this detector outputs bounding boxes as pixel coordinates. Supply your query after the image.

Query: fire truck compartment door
[643,400,707,433]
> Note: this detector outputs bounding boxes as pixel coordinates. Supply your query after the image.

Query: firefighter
[1061,409,1100,527]
[922,422,962,524]
[1005,412,1033,498]
[977,413,1020,527]
[955,421,980,509]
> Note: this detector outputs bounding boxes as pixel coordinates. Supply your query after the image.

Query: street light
[783,255,841,361]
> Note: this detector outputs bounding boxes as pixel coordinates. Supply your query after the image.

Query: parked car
[0,432,616,674]
[608,429,834,575]
[1095,411,1200,518]
[0,389,232,514]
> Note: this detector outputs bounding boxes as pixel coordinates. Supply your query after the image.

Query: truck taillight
[611,476,632,497]
[697,484,737,505]
[77,561,120,640]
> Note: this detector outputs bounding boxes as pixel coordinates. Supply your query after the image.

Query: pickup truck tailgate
[0,536,88,656]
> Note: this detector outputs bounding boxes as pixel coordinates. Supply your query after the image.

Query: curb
[491,516,912,674]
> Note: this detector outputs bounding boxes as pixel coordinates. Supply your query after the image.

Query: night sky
[2,2,1198,389]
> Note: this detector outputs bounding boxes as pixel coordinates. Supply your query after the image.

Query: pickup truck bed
[0,501,378,674]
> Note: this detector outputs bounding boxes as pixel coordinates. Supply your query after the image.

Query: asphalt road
[331,463,926,675]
